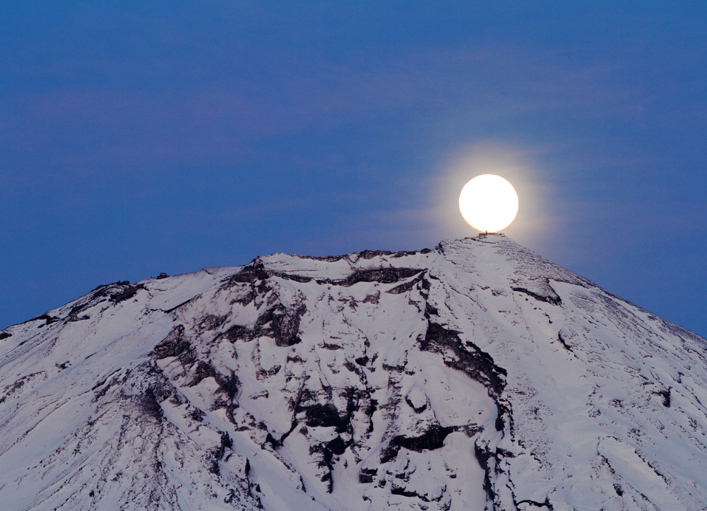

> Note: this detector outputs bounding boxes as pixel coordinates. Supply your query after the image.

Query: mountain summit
[1,235,706,510]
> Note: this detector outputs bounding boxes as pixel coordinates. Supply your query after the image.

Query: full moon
[459,174,519,232]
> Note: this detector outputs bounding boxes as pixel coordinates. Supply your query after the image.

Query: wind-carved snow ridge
[1,235,707,510]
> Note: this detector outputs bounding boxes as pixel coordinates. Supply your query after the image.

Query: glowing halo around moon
[459,174,519,232]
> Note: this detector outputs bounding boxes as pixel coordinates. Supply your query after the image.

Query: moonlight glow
[459,174,519,232]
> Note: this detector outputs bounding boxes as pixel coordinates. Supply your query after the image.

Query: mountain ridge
[1,235,706,510]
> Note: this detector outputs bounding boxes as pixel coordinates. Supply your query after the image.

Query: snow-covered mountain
[1,235,706,510]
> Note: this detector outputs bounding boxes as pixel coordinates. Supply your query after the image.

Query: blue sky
[2,1,706,337]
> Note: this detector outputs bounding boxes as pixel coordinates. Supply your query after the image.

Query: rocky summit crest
[1,235,706,510]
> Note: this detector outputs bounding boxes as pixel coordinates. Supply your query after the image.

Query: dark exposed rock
[220,302,305,347]
[365,398,378,420]
[390,486,419,498]
[291,388,372,492]
[512,286,562,306]
[305,404,347,431]
[277,273,313,283]
[359,467,378,483]
[380,425,456,463]
[139,387,163,419]
[198,314,229,331]
[516,497,555,510]
[359,250,394,260]
[157,272,169,279]
[320,267,424,287]
[418,313,514,501]
[309,432,355,494]
[215,431,233,460]
[387,273,426,295]
[0,332,11,340]
[110,284,146,303]
[89,281,131,303]
[298,254,347,263]
[298,247,429,265]
[419,322,507,398]
[164,299,192,314]
[190,407,205,422]
[474,444,499,505]
[225,261,270,285]
[654,389,671,407]
[326,436,347,455]
[461,423,482,437]
[271,304,305,347]
[23,314,60,326]
[215,370,240,401]
[264,432,281,449]
[362,292,380,305]
[405,394,427,413]
[394,424,456,451]
[390,484,444,503]
[557,332,574,352]
[67,313,90,322]
[424,303,439,317]
[0,378,26,405]
[92,372,123,401]
[188,361,218,387]
[153,325,190,359]
[222,324,257,343]
[68,302,92,317]
[256,364,281,380]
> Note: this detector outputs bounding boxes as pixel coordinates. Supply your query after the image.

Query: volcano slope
[1,235,706,510]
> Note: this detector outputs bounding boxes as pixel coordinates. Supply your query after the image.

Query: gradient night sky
[2,2,706,337]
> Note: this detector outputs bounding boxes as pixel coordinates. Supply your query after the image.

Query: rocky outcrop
[0,236,705,510]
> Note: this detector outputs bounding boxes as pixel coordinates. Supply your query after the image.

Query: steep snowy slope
[1,235,706,510]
